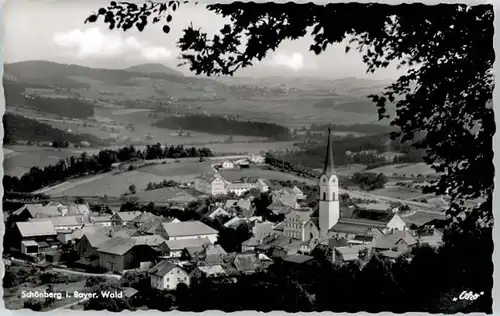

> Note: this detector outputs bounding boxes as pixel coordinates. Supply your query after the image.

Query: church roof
[323,125,336,176]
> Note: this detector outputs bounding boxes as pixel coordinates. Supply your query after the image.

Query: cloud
[52,27,173,61]
[269,52,305,70]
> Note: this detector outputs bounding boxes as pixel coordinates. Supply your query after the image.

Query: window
[323,192,326,200]
[166,278,169,281]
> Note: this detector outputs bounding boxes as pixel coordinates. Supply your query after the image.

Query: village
[2,130,447,311]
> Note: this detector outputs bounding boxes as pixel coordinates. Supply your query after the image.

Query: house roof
[21,240,39,247]
[224,217,247,228]
[242,237,262,247]
[330,222,383,235]
[283,254,314,264]
[14,204,61,218]
[234,253,261,272]
[132,235,167,247]
[68,204,91,215]
[336,245,367,261]
[380,250,403,259]
[226,183,254,190]
[91,215,112,223]
[196,172,224,183]
[356,203,392,211]
[115,211,142,222]
[402,212,447,227]
[337,217,390,228]
[165,238,212,251]
[149,261,181,277]
[162,221,217,237]
[97,237,136,255]
[286,209,313,224]
[81,226,136,248]
[204,244,227,257]
[30,215,85,227]
[224,199,239,209]
[132,212,161,224]
[16,221,57,237]
[137,218,176,235]
[236,199,252,211]
[195,265,227,277]
[372,231,418,250]
[122,287,139,298]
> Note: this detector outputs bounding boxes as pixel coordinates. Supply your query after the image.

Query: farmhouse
[371,230,417,255]
[13,221,58,254]
[30,215,87,231]
[90,215,113,227]
[250,154,266,164]
[159,221,218,243]
[190,265,228,279]
[207,206,231,219]
[150,261,191,290]
[194,173,227,195]
[226,182,255,196]
[110,211,143,226]
[97,237,137,272]
[221,160,235,169]
[283,209,320,242]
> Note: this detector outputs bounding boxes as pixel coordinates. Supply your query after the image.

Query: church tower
[318,125,340,236]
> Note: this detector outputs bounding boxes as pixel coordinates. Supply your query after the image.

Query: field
[368,163,438,177]
[4,146,89,177]
[370,186,425,200]
[44,161,214,198]
[219,167,317,184]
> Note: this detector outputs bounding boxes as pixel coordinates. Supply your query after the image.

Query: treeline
[153,114,291,140]
[3,113,107,146]
[4,144,213,193]
[287,134,425,168]
[352,172,388,190]
[307,123,398,134]
[22,95,94,119]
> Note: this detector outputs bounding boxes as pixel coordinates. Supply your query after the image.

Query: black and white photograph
[1,0,495,313]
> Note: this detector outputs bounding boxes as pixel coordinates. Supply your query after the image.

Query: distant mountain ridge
[126,63,184,77]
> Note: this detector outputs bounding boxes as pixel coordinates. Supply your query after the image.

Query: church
[281,126,407,245]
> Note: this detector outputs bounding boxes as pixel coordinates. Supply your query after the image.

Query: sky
[3,0,407,79]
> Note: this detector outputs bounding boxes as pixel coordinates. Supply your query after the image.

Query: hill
[3,113,108,146]
[126,63,184,77]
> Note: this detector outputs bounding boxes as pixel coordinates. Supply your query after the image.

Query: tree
[128,184,137,195]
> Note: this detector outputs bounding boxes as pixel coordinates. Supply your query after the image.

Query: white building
[222,160,235,169]
[150,261,190,290]
[194,173,227,196]
[160,221,219,244]
[226,182,255,196]
[250,154,266,164]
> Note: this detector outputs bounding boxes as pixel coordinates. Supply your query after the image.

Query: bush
[39,271,70,284]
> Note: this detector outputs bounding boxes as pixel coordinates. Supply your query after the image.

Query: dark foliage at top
[3,113,107,146]
[154,114,291,139]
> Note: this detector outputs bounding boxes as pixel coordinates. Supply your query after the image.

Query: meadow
[370,186,426,200]
[368,163,438,177]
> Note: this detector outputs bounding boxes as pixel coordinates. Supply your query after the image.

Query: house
[90,215,113,227]
[225,183,255,196]
[412,225,444,247]
[233,253,261,274]
[13,221,58,253]
[194,173,227,195]
[250,154,265,164]
[283,209,319,242]
[164,238,212,259]
[254,179,270,193]
[328,214,407,241]
[75,226,136,261]
[282,254,315,266]
[160,221,218,243]
[372,230,418,254]
[135,217,180,235]
[239,161,250,168]
[97,237,137,272]
[30,215,87,231]
[200,244,227,266]
[242,237,263,252]
[207,206,231,219]
[129,212,162,228]
[110,211,143,226]
[190,265,227,279]
[12,204,64,221]
[221,160,235,169]
[334,244,370,263]
[150,261,190,290]
[224,199,239,210]
[224,217,247,228]
[252,221,274,240]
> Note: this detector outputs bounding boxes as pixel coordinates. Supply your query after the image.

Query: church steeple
[323,124,335,176]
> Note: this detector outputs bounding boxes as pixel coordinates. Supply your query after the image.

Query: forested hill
[153,114,292,140]
[3,113,108,146]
